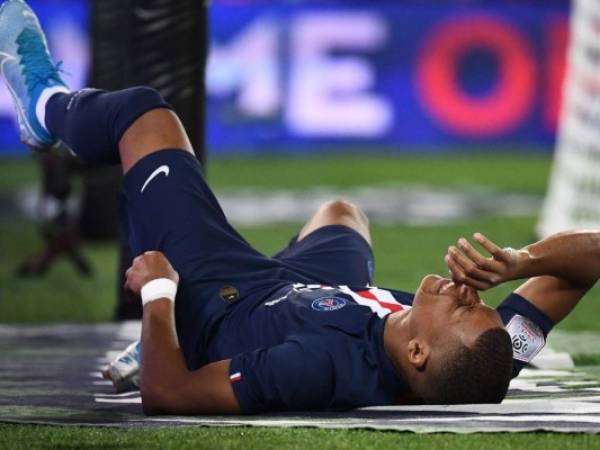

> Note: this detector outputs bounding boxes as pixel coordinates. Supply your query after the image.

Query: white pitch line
[402,414,600,425]
[94,391,140,399]
[93,381,113,386]
[518,369,583,378]
[561,381,600,387]
[94,397,141,404]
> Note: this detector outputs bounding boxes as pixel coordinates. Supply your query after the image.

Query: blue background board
[0,0,570,156]
[207,1,570,154]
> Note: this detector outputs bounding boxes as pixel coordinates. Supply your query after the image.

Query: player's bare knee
[299,199,371,243]
[320,200,371,244]
[321,199,368,227]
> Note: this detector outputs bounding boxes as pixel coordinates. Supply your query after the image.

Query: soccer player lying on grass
[2,0,599,415]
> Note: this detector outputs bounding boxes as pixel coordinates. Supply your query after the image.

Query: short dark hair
[424,328,513,404]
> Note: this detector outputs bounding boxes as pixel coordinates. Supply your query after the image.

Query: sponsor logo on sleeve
[311,296,347,312]
[506,314,546,363]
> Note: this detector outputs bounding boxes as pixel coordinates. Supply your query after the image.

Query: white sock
[35,86,70,133]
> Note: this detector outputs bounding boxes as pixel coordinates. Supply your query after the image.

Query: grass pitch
[1,425,599,450]
[2,152,600,448]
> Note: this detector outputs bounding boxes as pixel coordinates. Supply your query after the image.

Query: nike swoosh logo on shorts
[141,165,170,193]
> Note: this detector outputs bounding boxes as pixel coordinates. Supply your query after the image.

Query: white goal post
[537,0,600,237]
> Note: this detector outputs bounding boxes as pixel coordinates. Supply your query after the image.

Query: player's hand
[444,233,527,291]
[125,251,179,296]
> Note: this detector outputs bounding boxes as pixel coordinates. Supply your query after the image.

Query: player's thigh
[122,149,284,368]
[121,149,266,282]
[275,224,375,287]
[298,199,371,245]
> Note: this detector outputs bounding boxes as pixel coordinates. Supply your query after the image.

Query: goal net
[537,0,600,237]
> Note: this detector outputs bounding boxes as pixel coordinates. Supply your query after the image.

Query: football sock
[44,87,172,164]
[35,86,71,136]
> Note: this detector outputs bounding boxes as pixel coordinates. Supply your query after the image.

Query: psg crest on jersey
[312,296,347,312]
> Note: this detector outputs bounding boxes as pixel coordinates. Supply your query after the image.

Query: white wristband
[141,278,178,306]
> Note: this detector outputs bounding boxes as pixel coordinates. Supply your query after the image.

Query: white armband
[506,314,545,363]
[141,278,178,306]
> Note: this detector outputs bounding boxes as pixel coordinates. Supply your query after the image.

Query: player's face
[409,275,503,347]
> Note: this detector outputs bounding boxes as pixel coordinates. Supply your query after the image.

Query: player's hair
[423,328,513,404]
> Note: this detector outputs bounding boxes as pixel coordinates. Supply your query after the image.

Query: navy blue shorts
[121,150,374,369]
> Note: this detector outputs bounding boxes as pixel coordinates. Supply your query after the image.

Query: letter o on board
[416,15,536,136]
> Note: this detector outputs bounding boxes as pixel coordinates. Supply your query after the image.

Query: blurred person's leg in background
[15,149,93,278]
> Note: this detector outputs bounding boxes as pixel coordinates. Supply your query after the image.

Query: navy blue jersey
[210,284,413,412]
[209,283,554,413]
[121,150,556,414]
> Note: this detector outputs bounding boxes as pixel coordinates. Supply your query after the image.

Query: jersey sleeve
[228,337,334,414]
[496,292,556,379]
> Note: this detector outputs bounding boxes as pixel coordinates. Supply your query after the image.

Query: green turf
[0,157,39,191]
[1,220,117,323]
[3,210,596,329]
[0,153,558,323]
[0,425,598,450]
[208,152,552,194]
[3,153,600,448]
[0,152,552,194]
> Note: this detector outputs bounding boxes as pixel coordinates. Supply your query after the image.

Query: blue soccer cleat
[0,0,69,150]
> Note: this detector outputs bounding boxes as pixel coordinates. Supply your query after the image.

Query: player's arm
[445,231,600,323]
[126,252,240,415]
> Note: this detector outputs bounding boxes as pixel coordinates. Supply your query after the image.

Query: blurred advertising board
[207,0,569,154]
[0,0,569,156]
